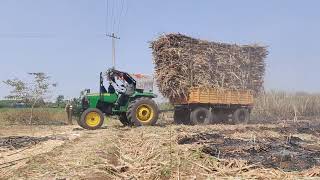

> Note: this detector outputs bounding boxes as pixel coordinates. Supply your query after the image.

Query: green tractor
[77,68,159,130]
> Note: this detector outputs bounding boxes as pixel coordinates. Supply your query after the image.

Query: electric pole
[106,33,120,68]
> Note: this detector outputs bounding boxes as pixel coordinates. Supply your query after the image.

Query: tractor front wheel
[80,108,104,130]
[127,98,159,126]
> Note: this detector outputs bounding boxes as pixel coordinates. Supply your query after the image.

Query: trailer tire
[190,107,212,125]
[232,108,250,124]
[174,108,190,125]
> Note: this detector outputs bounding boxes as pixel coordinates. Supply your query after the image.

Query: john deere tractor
[77,68,159,130]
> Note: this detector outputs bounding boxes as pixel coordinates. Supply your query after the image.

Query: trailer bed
[175,88,254,105]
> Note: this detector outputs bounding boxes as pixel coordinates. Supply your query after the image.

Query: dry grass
[252,91,320,121]
[1,119,319,179]
[0,108,67,126]
[1,92,320,179]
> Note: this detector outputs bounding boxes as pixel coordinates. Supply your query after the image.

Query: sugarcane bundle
[151,33,267,102]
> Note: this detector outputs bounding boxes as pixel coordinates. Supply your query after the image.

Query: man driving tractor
[106,68,135,106]
[77,68,159,130]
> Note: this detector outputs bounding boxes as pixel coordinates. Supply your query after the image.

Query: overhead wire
[105,0,109,34]
[116,0,125,34]
[110,0,115,33]
[0,1,116,39]
[105,0,127,35]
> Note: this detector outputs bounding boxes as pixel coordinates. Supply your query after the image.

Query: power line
[122,0,129,33]
[116,0,125,34]
[0,32,108,39]
[105,0,109,34]
[104,0,129,68]
[105,0,127,35]
[110,0,115,33]
[0,33,56,39]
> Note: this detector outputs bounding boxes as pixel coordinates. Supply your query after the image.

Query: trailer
[173,88,254,125]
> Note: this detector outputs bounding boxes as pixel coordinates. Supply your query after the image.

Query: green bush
[0,100,15,108]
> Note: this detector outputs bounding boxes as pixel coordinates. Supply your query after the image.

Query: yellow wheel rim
[136,104,154,122]
[85,112,101,127]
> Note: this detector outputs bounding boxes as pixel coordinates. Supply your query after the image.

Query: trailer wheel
[190,107,212,125]
[174,107,190,125]
[232,108,250,124]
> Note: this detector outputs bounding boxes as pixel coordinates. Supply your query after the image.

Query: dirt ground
[1,116,320,179]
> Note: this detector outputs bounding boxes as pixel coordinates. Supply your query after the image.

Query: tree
[56,95,65,107]
[3,72,57,124]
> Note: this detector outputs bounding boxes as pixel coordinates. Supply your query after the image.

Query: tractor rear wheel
[80,108,104,130]
[127,97,159,126]
[119,113,132,126]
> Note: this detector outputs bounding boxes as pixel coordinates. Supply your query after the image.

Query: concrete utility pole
[106,33,120,68]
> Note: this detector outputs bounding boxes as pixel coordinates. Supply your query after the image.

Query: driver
[108,82,116,94]
[115,82,135,106]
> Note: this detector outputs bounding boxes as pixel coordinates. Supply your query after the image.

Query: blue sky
[0,0,320,100]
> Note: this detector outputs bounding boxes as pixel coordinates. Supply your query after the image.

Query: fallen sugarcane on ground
[1,118,320,179]
[0,136,61,151]
[151,33,268,101]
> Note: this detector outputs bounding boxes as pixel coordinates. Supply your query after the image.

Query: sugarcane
[151,33,268,102]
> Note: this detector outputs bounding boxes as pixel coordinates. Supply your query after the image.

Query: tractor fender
[130,93,157,99]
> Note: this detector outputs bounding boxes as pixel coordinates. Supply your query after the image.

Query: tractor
[77,68,159,130]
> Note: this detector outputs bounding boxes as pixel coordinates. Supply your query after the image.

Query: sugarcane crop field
[1,1,320,180]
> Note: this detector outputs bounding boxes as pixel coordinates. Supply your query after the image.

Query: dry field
[1,112,320,179]
[1,92,320,179]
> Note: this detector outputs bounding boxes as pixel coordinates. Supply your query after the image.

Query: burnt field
[0,115,320,179]
[179,122,320,172]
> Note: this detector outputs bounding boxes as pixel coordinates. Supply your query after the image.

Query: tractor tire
[174,108,190,125]
[232,108,250,124]
[126,97,159,126]
[80,108,104,130]
[119,113,132,126]
[76,117,86,129]
[190,107,212,125]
